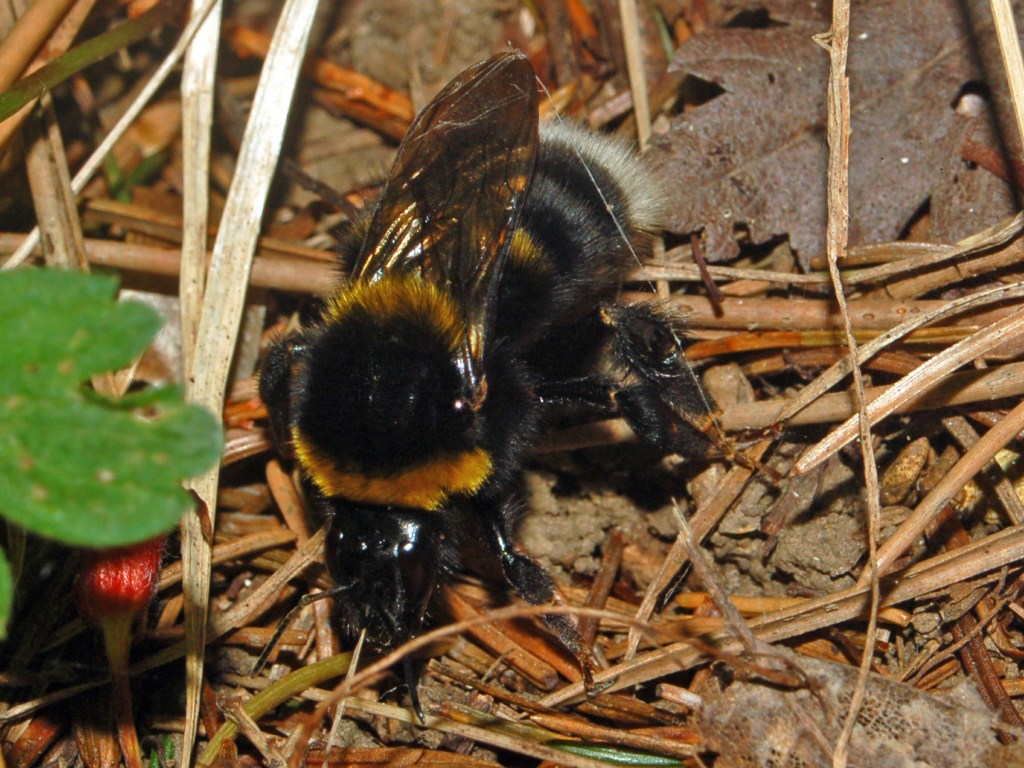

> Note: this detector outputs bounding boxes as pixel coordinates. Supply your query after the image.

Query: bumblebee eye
[452,397,476,432]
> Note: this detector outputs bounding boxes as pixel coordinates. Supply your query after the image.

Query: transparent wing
[352,52,539,385]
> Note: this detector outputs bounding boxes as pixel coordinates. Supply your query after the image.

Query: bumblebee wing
[352,52,539,383]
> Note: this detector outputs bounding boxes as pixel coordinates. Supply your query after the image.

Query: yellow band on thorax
[323,272,463,351]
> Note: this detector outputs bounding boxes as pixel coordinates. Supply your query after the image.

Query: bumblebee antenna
[251,587,346,676]
[403,652,426,723]
[383,613,427,723]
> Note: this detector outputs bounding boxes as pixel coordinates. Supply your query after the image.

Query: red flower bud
[75,536,165,626]
[74,535,165,768]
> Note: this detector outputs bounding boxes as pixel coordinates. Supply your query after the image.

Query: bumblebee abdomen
[496,121,661,347]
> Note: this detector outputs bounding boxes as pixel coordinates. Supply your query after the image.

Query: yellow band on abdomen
[292,427,492,511]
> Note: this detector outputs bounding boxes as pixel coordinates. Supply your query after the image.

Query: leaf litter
[654,0,1019,266]
[0,0,1023,766]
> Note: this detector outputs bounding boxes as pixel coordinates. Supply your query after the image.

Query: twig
[814,2,880,764]
[577,530,624,652]
[772,281,1024,425]
[794,306,1024,473]
[0,0,78,94]
[539,525,1024,707]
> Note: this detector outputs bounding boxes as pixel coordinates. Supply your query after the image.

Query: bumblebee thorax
[291,275,492,510]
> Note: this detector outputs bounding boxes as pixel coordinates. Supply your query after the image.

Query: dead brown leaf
[654,0,1018,266]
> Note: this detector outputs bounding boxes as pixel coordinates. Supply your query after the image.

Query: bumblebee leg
[612,383,715,455]
[535,376,617,412]
[483,497,597,687]
[258,332,306,457]
[601,302,718,456]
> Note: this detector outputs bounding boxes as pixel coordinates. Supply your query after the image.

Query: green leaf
[0,547,12,640]
[0,269,223,547]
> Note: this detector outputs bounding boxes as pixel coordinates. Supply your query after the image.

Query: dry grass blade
[179,2,321,764]
[2,0,221,271]
[867,397,1024,581]
[795,306,1024,473]
[155,530,298,592]
[991,0,1024,147]
[639,257,829,284]
[540,524,1024,707]
[772,281,1024,425]
[842,210,1024,285]
[816,3,880,765]
[179,0,224,383]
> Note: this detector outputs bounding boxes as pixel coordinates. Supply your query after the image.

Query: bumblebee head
[325,504,441,649]
[291,275,493,511]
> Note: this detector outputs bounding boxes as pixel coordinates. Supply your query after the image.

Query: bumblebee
[259,52,713,710]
